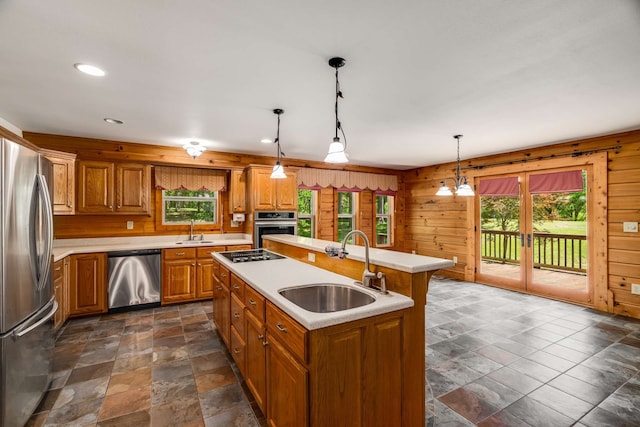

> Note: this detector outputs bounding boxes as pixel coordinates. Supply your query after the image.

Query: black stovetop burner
[220,249,285,263]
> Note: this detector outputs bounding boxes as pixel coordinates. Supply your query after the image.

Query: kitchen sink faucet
[325,230,387,294]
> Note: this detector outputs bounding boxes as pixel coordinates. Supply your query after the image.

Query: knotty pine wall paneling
[401,129,640,318]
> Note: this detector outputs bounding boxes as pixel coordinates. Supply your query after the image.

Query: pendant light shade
[436,134,475,197]
[325,57,349,163]
[269,109,287,179]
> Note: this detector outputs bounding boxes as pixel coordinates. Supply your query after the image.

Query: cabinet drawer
[53,260,64,280]
[230,273,245,299]
[231,293,246,337]
[197,246,225,258]
[212,260,220,281]
[163,248,196,260]
[217,265,230,287]
[230,326,246,375]
[266,302,307,363]
[245,285,265,322]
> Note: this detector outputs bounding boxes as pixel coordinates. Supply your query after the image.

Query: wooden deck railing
[481,229,587,273]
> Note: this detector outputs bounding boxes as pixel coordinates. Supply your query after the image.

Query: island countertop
[213,251,414,330]
[52,234,252,261]
[263,234,454,273]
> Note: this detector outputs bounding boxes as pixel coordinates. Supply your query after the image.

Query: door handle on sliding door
[520,234,524,247]
[527,234,532,248]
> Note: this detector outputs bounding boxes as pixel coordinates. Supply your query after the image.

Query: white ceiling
[1,1,639,170]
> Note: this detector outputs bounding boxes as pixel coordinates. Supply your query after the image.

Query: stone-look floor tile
[565,364,630,394]
[439,387,501,424]
[493,339,536,357]
[524,350,576,372]
[25,411,48,427]
[124,314,154,326]
[501,396,574,427]
[66,361,114,385]
[182,313,210,325]
[54,377,109,409]
[183,321,213,334]
[580,354,637,380]
[507,358,560,383]
[186,330,217,343]
[541,343,590,364]
[528,384,594,421]
[54,341,86,357]
[153,344,190,364]
[187,338,223,357]
[430,400,475,426]
[487,367,543,395]
[98,386,151,421]
[199,383,247,419]
[204,403,260,427]
[426,369,467,398]
[83,336,121,353]
[152,358,193,382]
[112,353,153,374]
[76,348,119,367]
[151,397,204,427]
[195,364,237,393]
[33,388,62,414]
[578,406,638,427]
[432,358,485,385]
[152,376,198,406]
[428,340,467,358]
[96,409,151,427]
[191,351,233,375]
[463,376,523,411]
[106,367,152,395]
[455,352,503,375]
[123,323,154,335]
[475,345,521,365]
[120,329,154,345]
[477,409,533,427]
[153,324,183,339]
[547,374,611,405]
[593,342,640,370]
[620,335,640,349]
[49,369,71,390]
[44,397,102,426]
[596,377,640,423]
[116,339,153,359]
[508,332,553,350]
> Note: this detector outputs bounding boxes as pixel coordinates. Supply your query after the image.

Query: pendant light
[183,141,206,159]
[270,108,287,179]
[325,57,349,163]
[436,134,475,197]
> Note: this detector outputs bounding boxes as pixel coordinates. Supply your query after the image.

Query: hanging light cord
[334,65,347,149]
[455,134,463,188]
[275,111,285,161]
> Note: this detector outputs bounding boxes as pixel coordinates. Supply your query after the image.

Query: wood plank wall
[401,129,640,318]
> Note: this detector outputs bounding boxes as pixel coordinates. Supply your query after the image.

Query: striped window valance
[155,166,226,191]
[297,168,397,194]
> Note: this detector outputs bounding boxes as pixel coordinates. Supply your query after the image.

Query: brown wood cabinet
[247,166,297,211]
[163,246,226,303]
[77,160,150,214]
[52,258,69,329]
[196,246,224,299]
[69,253,107,316]
[212,260,231,347]
[42,149,76,215]
[229,169,246,213]
[211,265,409,427]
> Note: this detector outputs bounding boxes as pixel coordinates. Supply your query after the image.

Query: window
[337,191,356,243]
[162,190,218,224]
[375,194,393,246]
[297,189,316,238]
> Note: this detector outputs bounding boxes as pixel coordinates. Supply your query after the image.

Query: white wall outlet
[126,221,134,230]
[452,256,458,265]
[308,253,316,263]
[632,284,640,295]
[623,222,638,233]
[231,220,239,227]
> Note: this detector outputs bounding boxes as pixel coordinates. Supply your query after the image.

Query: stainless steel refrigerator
[0,138,56,427]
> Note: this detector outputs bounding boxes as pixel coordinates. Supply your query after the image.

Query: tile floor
[26,276,640,426]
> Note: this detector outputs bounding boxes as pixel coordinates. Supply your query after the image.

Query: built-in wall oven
[254,211,297,248]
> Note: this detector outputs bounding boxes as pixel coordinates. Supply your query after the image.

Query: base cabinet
[212,261,231,347]
[69,253,107,317]
[53,258,70,329]
[163,246,227,304]
[212,266,408,427]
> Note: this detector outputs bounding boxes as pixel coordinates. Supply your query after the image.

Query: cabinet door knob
[233,347,240,354]
[258,334,264,340]
[248,298,256,306]
[233,312,240,318]
[216,286,222,291]
[262,340,269,347]
[233,284,240,290]
[276,323,287,333]
[108,205,113,209]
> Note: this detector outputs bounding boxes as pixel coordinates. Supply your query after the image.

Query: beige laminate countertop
[263,234,455,273]
[52,234,252,261]
[213,251,414,330]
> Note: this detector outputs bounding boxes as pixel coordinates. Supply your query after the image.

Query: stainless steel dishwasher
[107,249,161,311]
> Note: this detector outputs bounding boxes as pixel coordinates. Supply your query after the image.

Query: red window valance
[529,170,583,194]
[479,177,519,196]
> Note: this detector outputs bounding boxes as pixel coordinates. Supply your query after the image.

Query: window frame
[337,190,358,243]
[155,189,222,232]
[297,189,317,238]
[375,193,394,247]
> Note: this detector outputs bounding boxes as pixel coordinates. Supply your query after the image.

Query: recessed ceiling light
[260,138,273,144]
[104,118,124,125]
[74,63,106,77]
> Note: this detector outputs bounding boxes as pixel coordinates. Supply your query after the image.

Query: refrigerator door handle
[13,298,58,338]
[33,174,54,291]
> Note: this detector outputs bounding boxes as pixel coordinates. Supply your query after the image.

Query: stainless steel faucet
[325,230,387,294]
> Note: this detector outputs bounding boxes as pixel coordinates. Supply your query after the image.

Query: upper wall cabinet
[248,166,298,211]
[77,160,151,215]
[42,149,77,215]
[229,169,246,213]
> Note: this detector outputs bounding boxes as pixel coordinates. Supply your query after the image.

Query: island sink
[279,283,375,313]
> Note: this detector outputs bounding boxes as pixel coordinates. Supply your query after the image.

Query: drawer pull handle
[221,273,227,278]
[276,323,288,333]
[54,267,62,271]
[216,286,222,291]
[233,285,240,290]
[176,252,185,256]
[249,298,256,306]
[234,312,240,318]
[262,340,269,347]
[258,334,264,340]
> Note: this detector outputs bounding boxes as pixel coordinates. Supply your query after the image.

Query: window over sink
[161,190,218,225]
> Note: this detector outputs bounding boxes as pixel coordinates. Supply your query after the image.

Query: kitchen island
[214,239,453,427]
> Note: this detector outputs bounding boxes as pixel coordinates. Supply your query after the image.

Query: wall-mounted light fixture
[270,108,287,179]
[183,141,206,159]
[436,134,475,196]
[324,57,349,163]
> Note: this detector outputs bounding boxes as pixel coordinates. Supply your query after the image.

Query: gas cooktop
[220,249,285,263]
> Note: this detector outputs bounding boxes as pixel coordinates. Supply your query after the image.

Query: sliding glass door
[476,167,592,304]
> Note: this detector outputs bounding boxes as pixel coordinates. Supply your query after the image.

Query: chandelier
[436,134,475,196]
